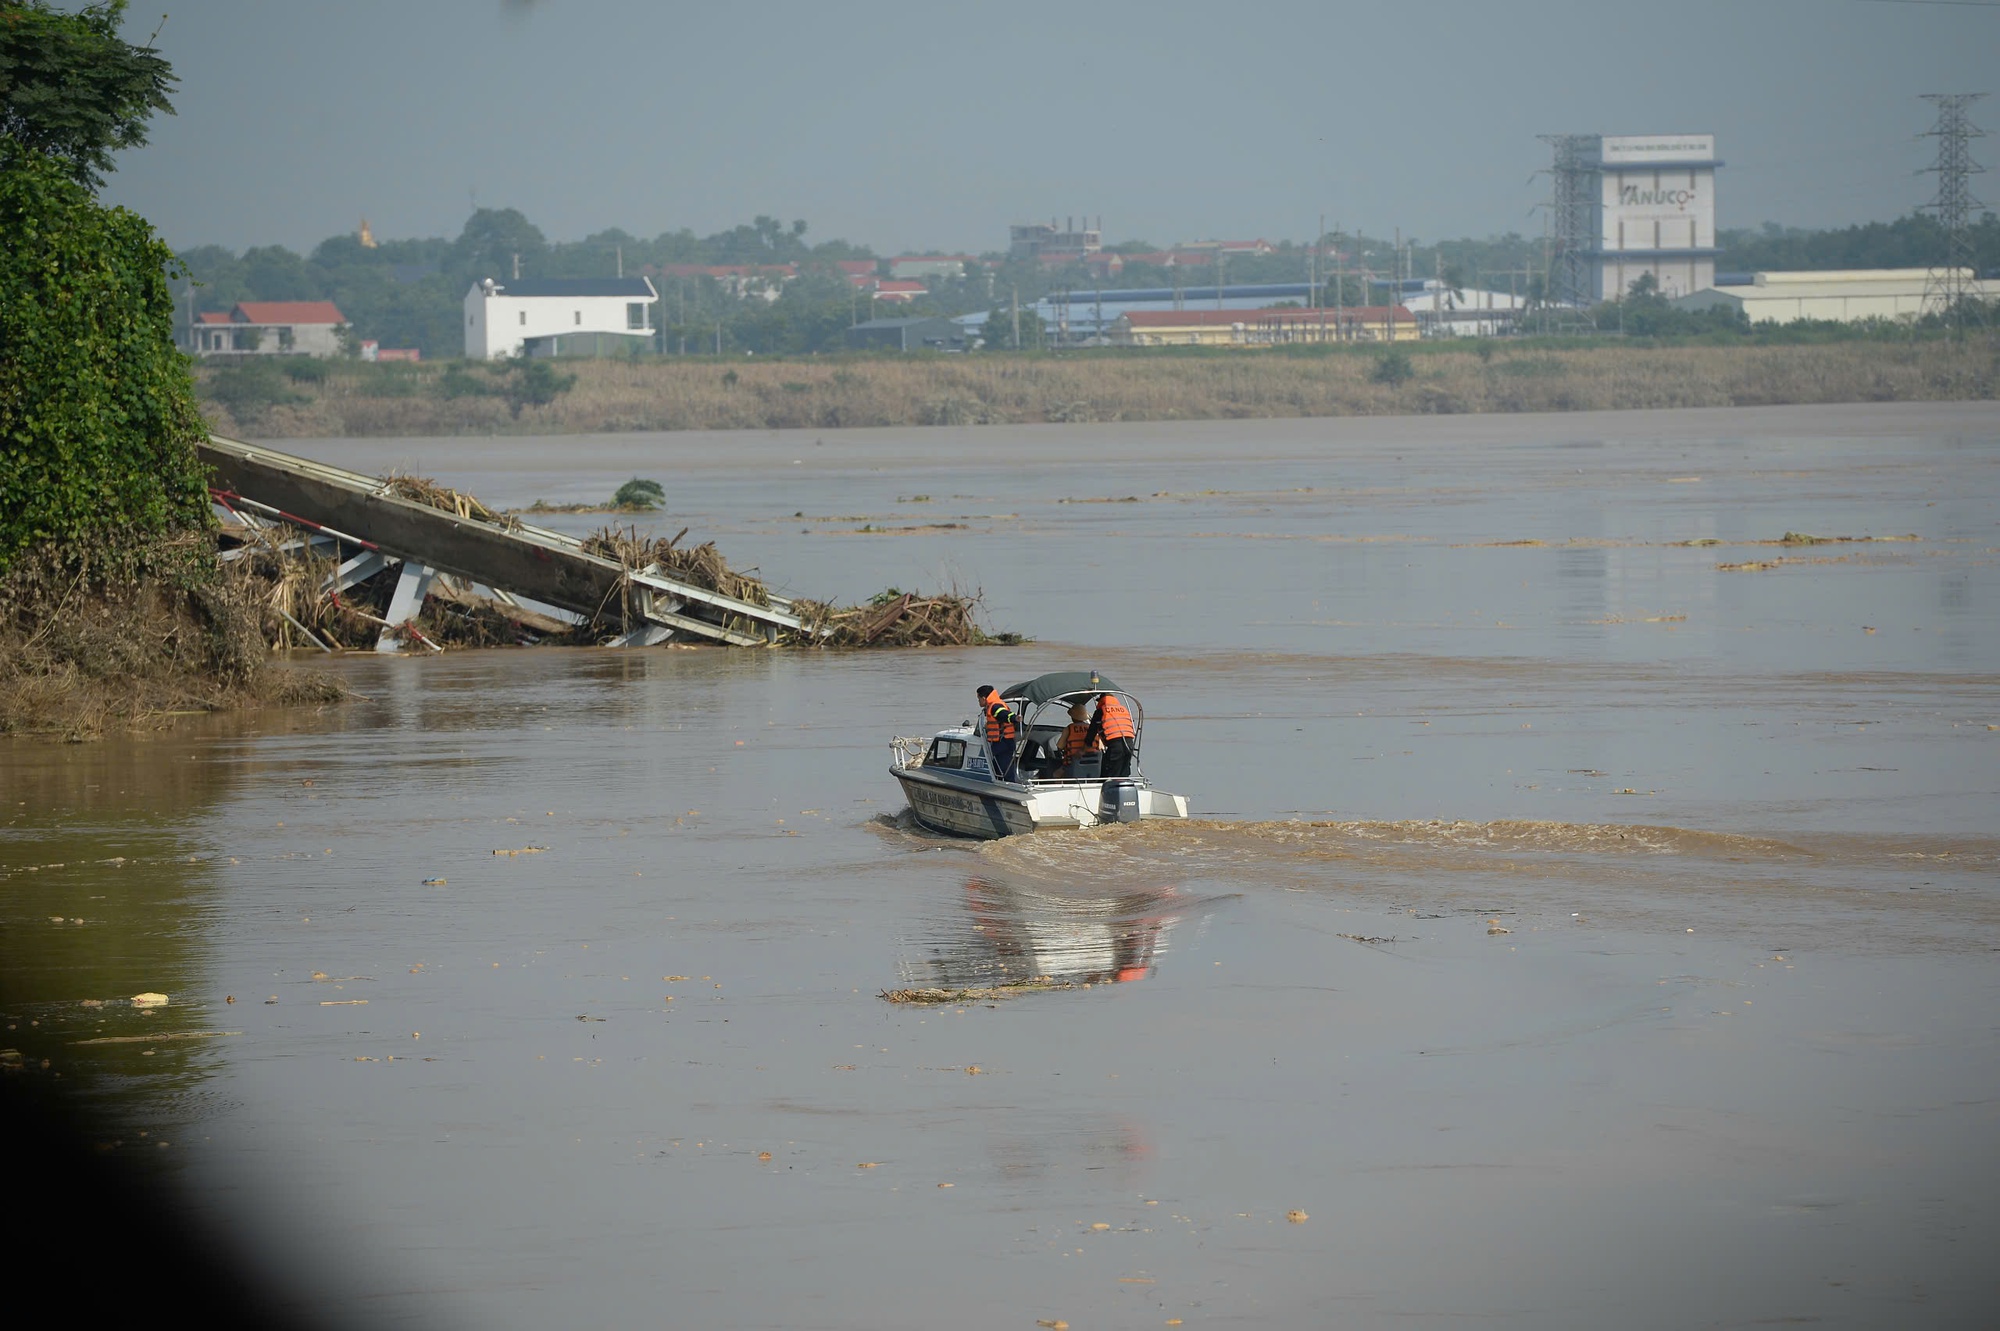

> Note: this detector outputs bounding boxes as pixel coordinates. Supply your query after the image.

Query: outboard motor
[1099,779,1141,824]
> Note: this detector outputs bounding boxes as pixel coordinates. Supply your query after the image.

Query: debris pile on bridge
[199,436,1005,655]
[583,526,773,606]
[381,473,506,524]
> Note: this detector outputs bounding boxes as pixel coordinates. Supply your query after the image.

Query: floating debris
[880,981,1076,1004]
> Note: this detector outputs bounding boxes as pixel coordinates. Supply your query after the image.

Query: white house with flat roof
[464,277,658,359]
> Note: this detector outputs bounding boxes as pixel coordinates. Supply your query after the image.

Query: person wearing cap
[1087,692,1137,777]
[976,684,1019,782]
[1053,702,1101,778]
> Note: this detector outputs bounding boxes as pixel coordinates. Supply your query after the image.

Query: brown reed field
[200,338,2000,439]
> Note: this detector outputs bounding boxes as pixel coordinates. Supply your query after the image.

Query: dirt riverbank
[200,339,2000,438]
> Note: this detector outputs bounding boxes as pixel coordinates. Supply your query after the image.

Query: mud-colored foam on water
[980,816,1871,877]
[975,818,2000,953]
[1001,816,2000,866]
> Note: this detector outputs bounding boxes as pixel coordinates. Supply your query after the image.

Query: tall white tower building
[1587,134,1721,301]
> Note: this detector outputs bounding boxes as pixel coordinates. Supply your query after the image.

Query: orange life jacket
[1059,721,1100,761]
[1095,695,1136,742]
[983,693,1017,742]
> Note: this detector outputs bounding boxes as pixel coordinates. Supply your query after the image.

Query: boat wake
[976,819,2000,942]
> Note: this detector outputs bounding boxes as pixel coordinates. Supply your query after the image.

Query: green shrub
[614,478,665,510]
[1369,348,1415,387]
[438,363,493,399]
[202,360,306,420]
[280,357,329,383]
[502,358,576,418]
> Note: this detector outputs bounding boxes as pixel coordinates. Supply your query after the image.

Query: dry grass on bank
[1,545,348,740]
[201,339,2000,439]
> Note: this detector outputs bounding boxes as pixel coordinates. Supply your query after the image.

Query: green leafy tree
[979,306,1044,350]
[452,207,548,284]
[0,148,211,572]
[239,244,322,300]
[0,0,175,189]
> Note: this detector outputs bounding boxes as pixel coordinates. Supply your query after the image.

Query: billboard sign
[1598,134,1715,164]
[1607,180,1703,220]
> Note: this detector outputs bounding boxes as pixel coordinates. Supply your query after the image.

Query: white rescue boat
[890,671,1191,839]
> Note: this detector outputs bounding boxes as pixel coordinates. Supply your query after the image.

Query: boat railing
[890,736,928,770]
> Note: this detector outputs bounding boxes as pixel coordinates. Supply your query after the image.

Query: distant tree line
[172,207,2000,362]
[1716,213,2000,277]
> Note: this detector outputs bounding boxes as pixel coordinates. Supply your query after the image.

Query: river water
[6,403,1998,1328]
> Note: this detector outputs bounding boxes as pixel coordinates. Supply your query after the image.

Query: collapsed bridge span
[199,435,802,651]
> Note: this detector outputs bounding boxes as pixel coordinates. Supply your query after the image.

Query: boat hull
[895,768,1039,838]
[892,766,1189,840]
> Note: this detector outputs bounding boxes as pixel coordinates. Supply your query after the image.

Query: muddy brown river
[6,403,1998,1328]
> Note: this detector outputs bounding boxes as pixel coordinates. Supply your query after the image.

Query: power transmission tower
[1540,133,1598,310]
[1919,92,1987,332]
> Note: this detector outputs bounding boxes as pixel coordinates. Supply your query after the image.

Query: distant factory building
[844,315,968,352]
[1107,306,1418,347]
[1395,281,1528,336]
[649,264,792,302]
[464,277,657,359]
[889,255,978,280]
[1673,268,2000,324]
[1010,217,1102,264]
[193,300,348,357]
[1555,134,1722,302]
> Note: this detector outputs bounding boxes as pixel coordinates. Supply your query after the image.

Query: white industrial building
[1585,134,1720,302]
[1673,268,2000,324]
[1395,281,1528,336]
[463,277,658,359]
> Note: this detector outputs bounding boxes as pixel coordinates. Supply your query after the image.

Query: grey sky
[101,0,1995,256]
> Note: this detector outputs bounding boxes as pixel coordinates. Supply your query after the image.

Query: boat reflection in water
[897,875,1189,993]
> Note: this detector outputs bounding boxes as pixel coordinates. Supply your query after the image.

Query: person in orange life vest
[1087,692,1136,778]
[976,684,1019,782]
[1055,702,1101,777]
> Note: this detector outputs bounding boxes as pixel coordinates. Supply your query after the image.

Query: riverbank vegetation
[196,333,1999,439]
[0,2,343,737]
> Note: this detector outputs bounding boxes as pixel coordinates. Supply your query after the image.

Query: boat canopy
[1002,671,1123,707]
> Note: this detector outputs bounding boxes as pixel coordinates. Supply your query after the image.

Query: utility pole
[1334,229,1344,340]
[1434,249,1444,338]
[1316,212,1327,340]
[1388,227,1399,344]
[1919,92,1988,333]
[1309,215,1319,308]
[512,252,521,281]
[1011,283,1021,351]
